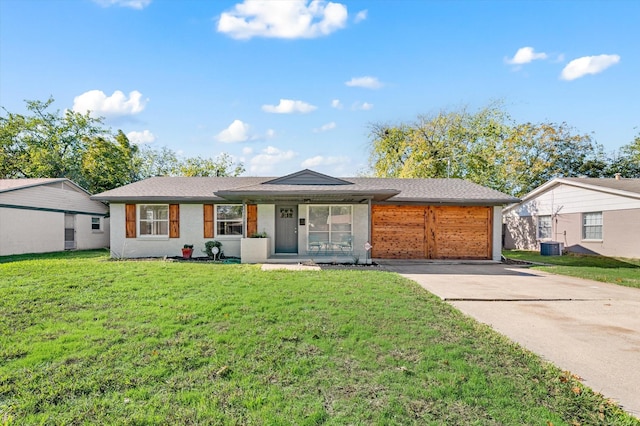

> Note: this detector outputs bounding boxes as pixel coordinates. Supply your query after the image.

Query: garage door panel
[372,205,492,260]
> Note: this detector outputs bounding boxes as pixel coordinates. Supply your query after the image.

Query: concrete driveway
[378,261,640,418]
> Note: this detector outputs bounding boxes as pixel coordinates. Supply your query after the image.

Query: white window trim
[307,204,353,250]
[215,204,244,238]
[582,211,603,241]
[537,215,552,240]
[91,216,103,233]
[137,204,170,239]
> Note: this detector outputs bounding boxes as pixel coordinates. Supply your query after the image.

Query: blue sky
[1,0,638,177]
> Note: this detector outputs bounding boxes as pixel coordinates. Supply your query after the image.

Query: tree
[1,98,245,192]
[607,132,640,178]
[0,97,107,182]
[367,102,603,197]
[81,131,139,193]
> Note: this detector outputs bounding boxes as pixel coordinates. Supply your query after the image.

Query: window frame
[137,204,170,238]
[91,216,102,232]
[307,205,353,250]
[215,204,244,237]
[582,211,603,241]
[537,215,552,240]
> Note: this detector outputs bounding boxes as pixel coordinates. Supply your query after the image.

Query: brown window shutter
[247,204,257,236]
[203,204,214,238]
[125,204,136,238]
[169,204,180,238]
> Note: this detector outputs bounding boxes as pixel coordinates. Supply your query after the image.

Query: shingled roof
[92,170,519,205]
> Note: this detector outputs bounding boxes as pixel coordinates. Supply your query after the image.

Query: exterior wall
[0,182,110,256]
[74,214,110,250]
[510,183,640,217]
[492,206,502,261]
[0,207,64,255]
[505,183,640,259]
[109,203,241,258]
[257,205,276,256]
[0,182,108,215]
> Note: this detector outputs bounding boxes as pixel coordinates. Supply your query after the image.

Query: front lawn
[1,251,637,425]
[503,250,640,289]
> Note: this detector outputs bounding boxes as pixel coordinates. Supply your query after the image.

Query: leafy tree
[81,131,139,193]
[607,133,640,178]
[0,97,107,182]
[1,98,245,192]
[367,103,604,197]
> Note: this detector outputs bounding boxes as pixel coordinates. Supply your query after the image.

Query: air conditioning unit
[540,242,563,256]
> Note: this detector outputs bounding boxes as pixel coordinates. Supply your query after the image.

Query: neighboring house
[503,177,640,259]
[92,169,518,262]
[0,178,110,256]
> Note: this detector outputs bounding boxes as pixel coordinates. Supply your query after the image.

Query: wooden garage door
[371,205,492,260]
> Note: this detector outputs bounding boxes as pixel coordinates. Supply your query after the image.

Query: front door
[275,205,298,253]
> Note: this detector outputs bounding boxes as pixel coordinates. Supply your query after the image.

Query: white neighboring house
[0,178,110,256]
[503,177,640,259]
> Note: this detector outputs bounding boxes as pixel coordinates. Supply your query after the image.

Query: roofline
[503,178,640,213]
[379,198,519,206]
[90,195,226,202]
[0,178,72,194]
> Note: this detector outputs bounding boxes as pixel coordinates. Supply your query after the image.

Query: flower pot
[181,248,193,259]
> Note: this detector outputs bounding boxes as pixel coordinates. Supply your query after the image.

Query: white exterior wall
[0,207,64,255]
[109,203,241,258]
[511,184,640,217]
[0,182,109,256]
[74,214,110,250]
[492,206,502,261]
[257,204,276,256]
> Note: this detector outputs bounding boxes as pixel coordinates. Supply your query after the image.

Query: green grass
[504,250,640,289]
[1,251,637,425]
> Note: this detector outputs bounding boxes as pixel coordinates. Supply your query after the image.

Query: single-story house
[503,177,640,259]
[92,169,519,262]
[0,178,110,256]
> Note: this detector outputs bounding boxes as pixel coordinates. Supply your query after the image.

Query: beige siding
[0,183,108,215]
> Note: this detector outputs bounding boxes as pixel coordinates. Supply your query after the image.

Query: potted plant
[181,244,194,259]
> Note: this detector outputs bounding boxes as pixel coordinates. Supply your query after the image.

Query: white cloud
[265,129,276,139]
[354,9,367,23]
[250,146,296,173]
[92,0,151,9]
[345,76,383,89]
[73,90,147,117]
[331,99,343,109]
[560,54,620,81]
[301,155,349,168]
[242,147,254,155]
[262,99,317,114]
[126,130,155,144]
[217,0,348,40]
[313,122,336,133]
[505,46,548,65]
[216,119,251,143]
[352,101,373,111]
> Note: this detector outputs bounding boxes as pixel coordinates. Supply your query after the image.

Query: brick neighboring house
[503,177,640,259]
[92,169,518,262]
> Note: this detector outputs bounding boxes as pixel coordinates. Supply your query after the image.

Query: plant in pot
[182,244,194,259]
[204,240,223,260]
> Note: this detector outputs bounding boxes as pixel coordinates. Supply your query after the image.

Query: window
[216,205,243,236]
[139,204,169,236]
[582,212,602,240]
[91,217,101,231]
[537,215,551,239]
[308,205,352,248]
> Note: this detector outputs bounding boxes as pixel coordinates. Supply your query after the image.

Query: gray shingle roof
[92,174,519,205]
